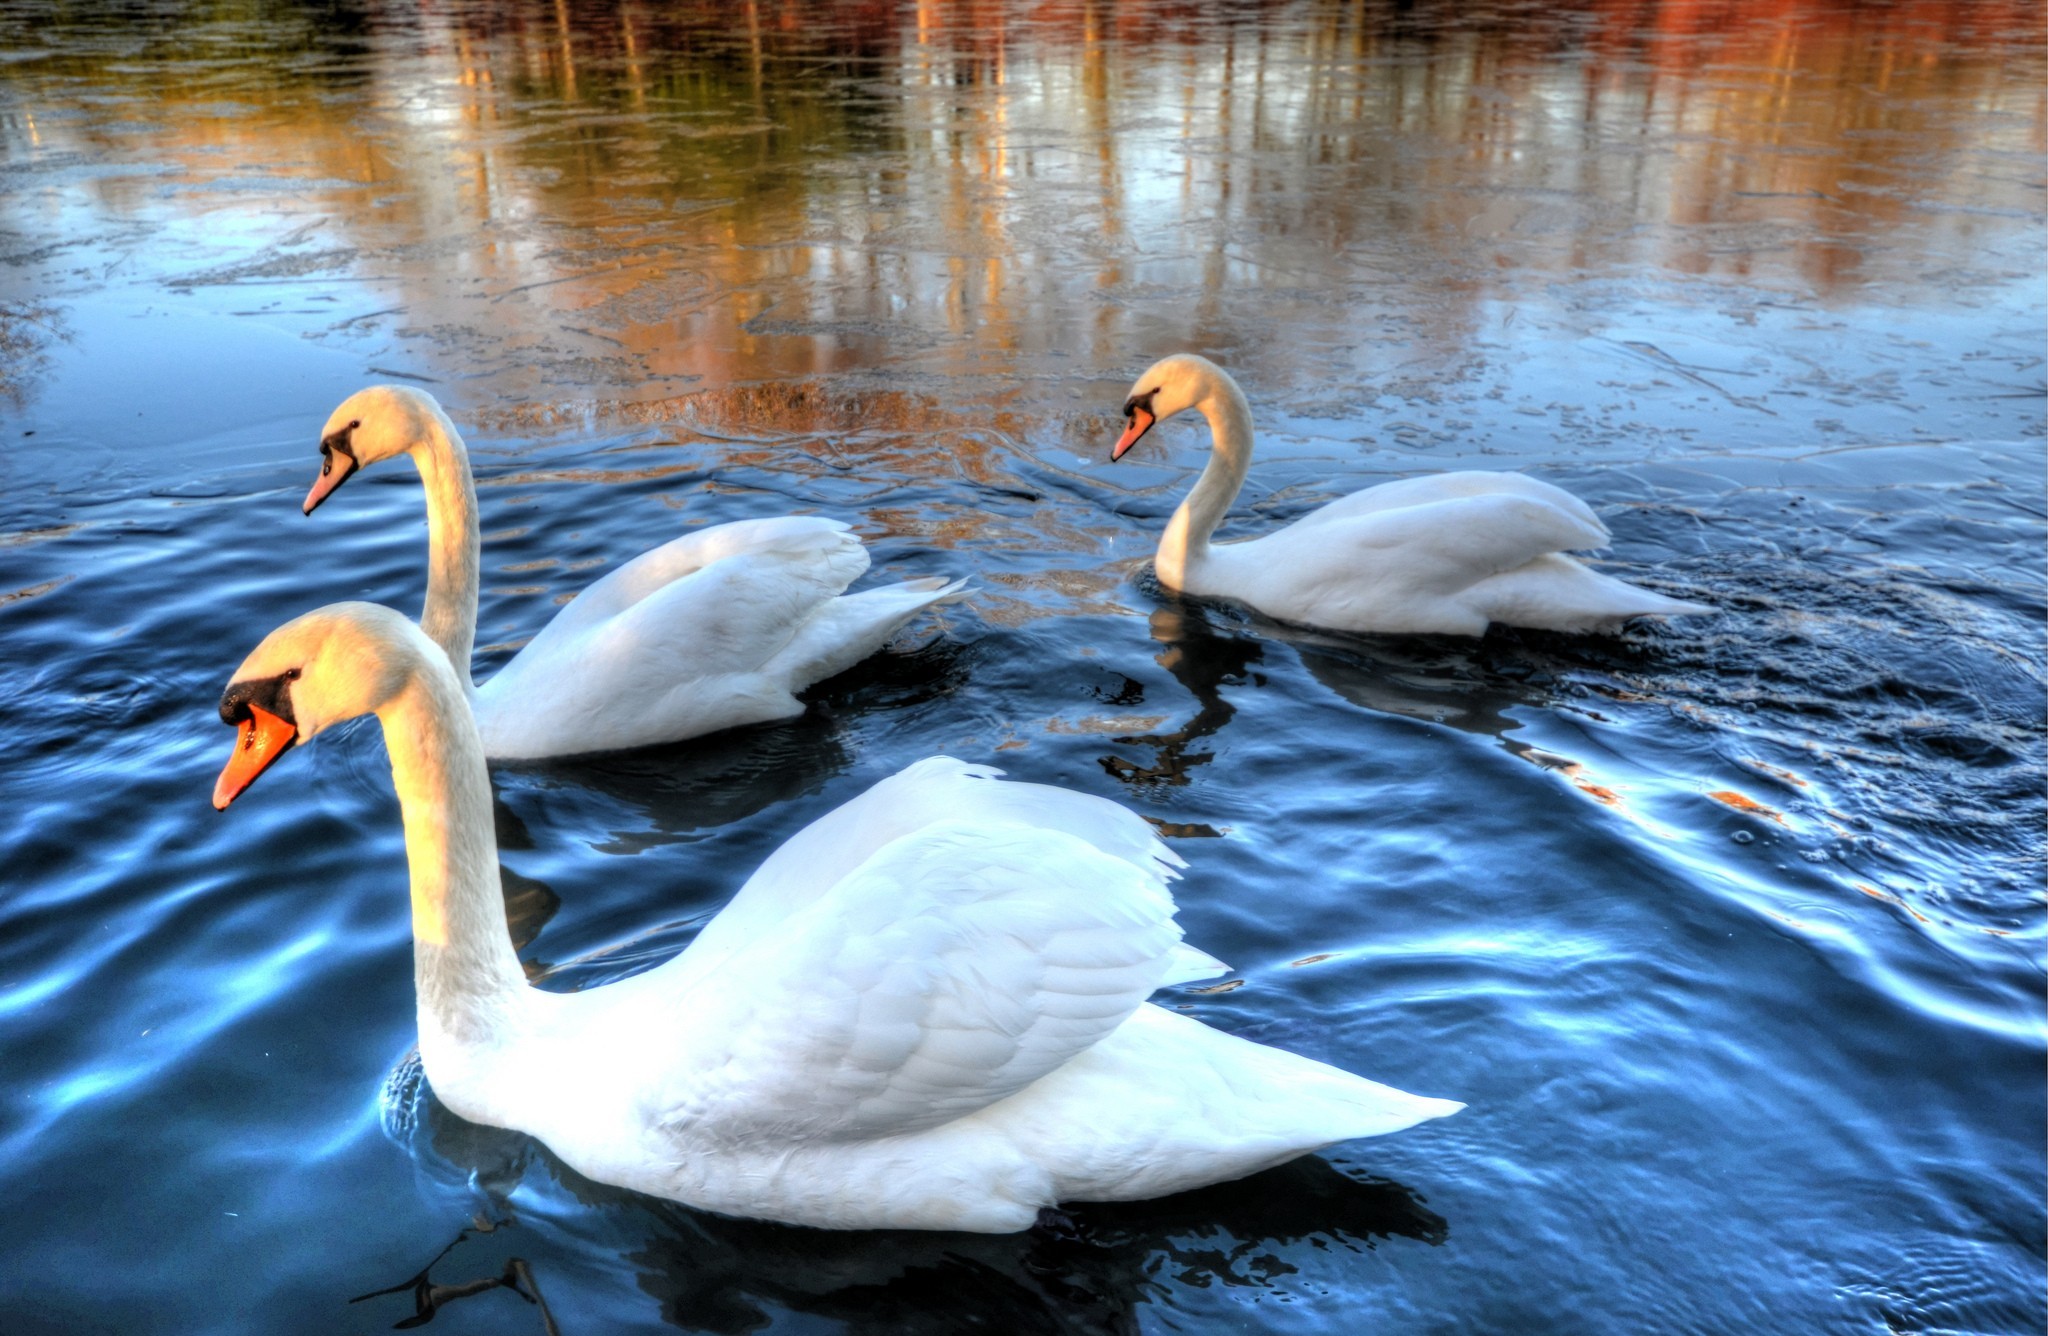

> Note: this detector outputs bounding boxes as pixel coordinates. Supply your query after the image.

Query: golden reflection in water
[0,0,2039,409]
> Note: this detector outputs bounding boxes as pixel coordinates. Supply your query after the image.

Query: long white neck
[377,659,530,1053]
[1155,376,1255,590]
[406,411,481,689]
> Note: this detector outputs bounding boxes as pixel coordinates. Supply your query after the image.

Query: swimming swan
[211,602,1463,1232]
[303,386,965,759]
[1111,353,1710,635]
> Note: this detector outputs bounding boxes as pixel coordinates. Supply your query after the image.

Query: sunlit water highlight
[0,2,2042,1332]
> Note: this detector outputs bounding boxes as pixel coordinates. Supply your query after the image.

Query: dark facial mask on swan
[213,671,300,810]
[304,420,361,515]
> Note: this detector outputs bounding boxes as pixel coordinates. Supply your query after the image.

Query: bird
[300,385,965,759]
[211,601,1464,1233]
[1110,353,1711,636]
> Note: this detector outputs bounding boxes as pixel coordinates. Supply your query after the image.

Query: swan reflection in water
[1100,604,1266,791]
[1100,595,1547,792]
[1104,587,1710,795]
[370,1054,1449,1334]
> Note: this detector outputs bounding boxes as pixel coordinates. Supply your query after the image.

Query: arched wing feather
[1313,492,1610,593]
[543,517,867,641]
[1293,471,1610,541]
[492,523,868,700]
[676,757,1187,984]
[658,821,1187,1144]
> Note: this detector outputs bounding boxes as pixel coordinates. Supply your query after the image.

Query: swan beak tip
[213,705,297,810]
[1111,408,1155,461]
[303,456,356,515]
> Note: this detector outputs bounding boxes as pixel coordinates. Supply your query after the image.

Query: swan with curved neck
[1112,354,1710,636]
[304,386,965,759]
[212,602,1462,1232]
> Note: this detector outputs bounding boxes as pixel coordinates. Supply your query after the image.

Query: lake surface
[1,1,2042,1331]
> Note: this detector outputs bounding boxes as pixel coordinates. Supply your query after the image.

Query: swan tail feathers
[1314,1077,1466,1142]
[1563,571,1715,629]
[1614,587,1713,619]
[890,756,1185,882]
[1466,556,1712,633]
[894,575,973,602]
[769,576,969,689]
[1160,944,1230,985]
[1213,1032,1465,1149]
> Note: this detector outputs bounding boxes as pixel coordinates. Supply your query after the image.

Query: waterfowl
[211,602,1463,1232]
[303,386,965,759]
[1111,354,1710,635]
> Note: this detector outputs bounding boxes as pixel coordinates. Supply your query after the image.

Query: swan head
[212,602,424,810]
[304,385,450,515]
[1111,353,1236,461]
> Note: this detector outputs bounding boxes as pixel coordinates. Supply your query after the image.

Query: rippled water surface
[2,1,2043,1332]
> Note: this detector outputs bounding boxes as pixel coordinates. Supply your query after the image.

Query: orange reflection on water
[0,0,2038,410]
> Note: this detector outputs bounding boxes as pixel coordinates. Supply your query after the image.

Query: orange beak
[1112,407,1156,461]
[303,453,357,514]
[213,704,298,810]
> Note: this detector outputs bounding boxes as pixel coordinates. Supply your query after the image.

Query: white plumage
[304,386,966,759]
[215,605,1464,1233]
[1111,353,1712,636]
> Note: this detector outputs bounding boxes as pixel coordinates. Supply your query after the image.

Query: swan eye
[284,668,301,681]
[348,419,360,430]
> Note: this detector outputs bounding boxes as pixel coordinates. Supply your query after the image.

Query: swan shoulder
[1226,491,1603,598]
[681,756,1188,981]
[543,516,867,641]
[762,575,970,691]
[506,533,857,684]
[649,819,1188,1145]
[1287,470,1610,540]
[1192,491,1613,634]
[475,537,879,754]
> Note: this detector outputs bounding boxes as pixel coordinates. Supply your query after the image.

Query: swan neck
[379,663,528,1046]
[1157,380,1253,590]
[409,414,481,689]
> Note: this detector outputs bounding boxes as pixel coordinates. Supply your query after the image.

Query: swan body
[1111,354,1711,635]
[212,604,1463,1232]
[305,386,966,758]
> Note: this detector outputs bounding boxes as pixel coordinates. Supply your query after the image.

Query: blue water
[1,2,2042,1332]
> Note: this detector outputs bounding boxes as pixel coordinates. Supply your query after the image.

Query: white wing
[1251,492,1609,607]
[475,519,873,753]
[675,757,1200,983]
[1210,472,1710,634]
[536,516,867,644]
[1287,470,1610,542]
[656,820,1188,1143]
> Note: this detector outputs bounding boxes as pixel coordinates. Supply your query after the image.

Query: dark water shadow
[1289,631,1550,739]
[1118,574,1714,758]
[484,636,972,855]
[498,866,564,974]
[1096,584,1550,799]
[375,1057,1448,1334]
[495,713,854,856]
[624,1156,1445,1336]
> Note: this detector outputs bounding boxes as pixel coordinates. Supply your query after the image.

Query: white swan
[302,386,965,759]
[1111,354,1711,635]
[211,602,1463,1233]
